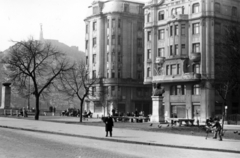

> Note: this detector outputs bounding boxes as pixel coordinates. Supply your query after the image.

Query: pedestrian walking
[212,118,222,141]
[105,113,114,137]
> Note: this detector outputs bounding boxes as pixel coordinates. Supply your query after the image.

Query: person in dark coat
[105,113,114,137]
[212,118,222,141]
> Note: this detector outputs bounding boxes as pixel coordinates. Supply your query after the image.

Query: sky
[0,0,149,52]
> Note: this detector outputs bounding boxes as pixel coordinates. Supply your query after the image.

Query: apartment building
[144,0,240,122]
[84,0,152,117]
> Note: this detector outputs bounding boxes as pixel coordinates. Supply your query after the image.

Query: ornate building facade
[84,0,152,117]
[144,0,240,122]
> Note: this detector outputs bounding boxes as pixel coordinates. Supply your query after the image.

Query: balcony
[152,72,201,83]
[145,22,153,28]
[155,57,165,64]
[147,59,152,63]
[190,53,201,62]
[103,78,143,85]
[175,14,189,20]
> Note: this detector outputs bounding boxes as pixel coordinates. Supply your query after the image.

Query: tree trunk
[35,95,40,120]
[79,100,83,123]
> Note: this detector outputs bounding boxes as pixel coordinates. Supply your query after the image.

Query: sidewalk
[0,117,240,154]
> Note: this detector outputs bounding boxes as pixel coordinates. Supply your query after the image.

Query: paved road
[0,128,240,158]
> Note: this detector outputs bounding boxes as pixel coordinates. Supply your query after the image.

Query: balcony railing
[152,72,201,83]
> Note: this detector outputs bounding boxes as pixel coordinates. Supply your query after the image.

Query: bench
[3,109,20,116]
[111,116,150,123]
[167,118,194,126]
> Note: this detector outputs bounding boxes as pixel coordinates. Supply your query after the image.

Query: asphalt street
[0,128,240,158]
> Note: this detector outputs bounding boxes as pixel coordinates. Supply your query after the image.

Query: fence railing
[227,114,240,124]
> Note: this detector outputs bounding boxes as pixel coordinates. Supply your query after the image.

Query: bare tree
[56,61,97,122]
[1,38,73,120]
[214,26,240,108]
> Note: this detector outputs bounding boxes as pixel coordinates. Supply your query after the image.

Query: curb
[0,125,240,154]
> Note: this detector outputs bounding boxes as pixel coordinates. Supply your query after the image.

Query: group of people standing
[206,117,223,141]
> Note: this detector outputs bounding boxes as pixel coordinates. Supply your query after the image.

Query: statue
[153,83,165,96]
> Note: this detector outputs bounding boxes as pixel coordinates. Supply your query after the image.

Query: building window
[107,53,109,62]
[158,11,164,20]
[137,71,142,79]
[93,54,96,64]
[112,19,116,28]
[232,7,237,17]
[138,22,142,31]
[147,31,151,41]
[85,40,88,50]
[118,86,122,96]
[171,85,186,95]
[118,69,121,78]
[158,29,165,40]
[171,64,177,75]
[93,6,98,14]
[181,24,186,35]
[107,19,109,28]
[170,26,173,36]
[137,88,143,97]
[118,52,122,63]
[176,7,183,15]
[192,3,200,14]
[181,44,186,54]
[192,84,201,95]
[215,2,221,13]
[147,13,151,22]
[86,24,89,33]
[137,38,142,47]
[92,70,96,78]
[175,44,178,55]
[158,48,164,57]
[166,65,170,75]
[112,35,115,45]
[175,25,178,35]
[147,49,151,59]
[124,3,129,12]
[93,38,96,47]
[93,21,97,31]
[177,64,180,74]
[107,36,109,45]
[118,19,121,28]
[215,22,221,34]
[112,70,115,78]
[112,50,116,62]
[192,23,200,34]
[147,67,151,77]
[193,43,200,53]
[137,54,142,64]
[170,85,177,95]
[118,35,121,45]
[170,45,173,56]
[111,86,116,96]
[107,69,109,78]
[193,64,200,73]
[138,6,143,14]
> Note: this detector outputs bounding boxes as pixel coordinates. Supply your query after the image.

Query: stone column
[0,83,11,109]
[151,96,164,123]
